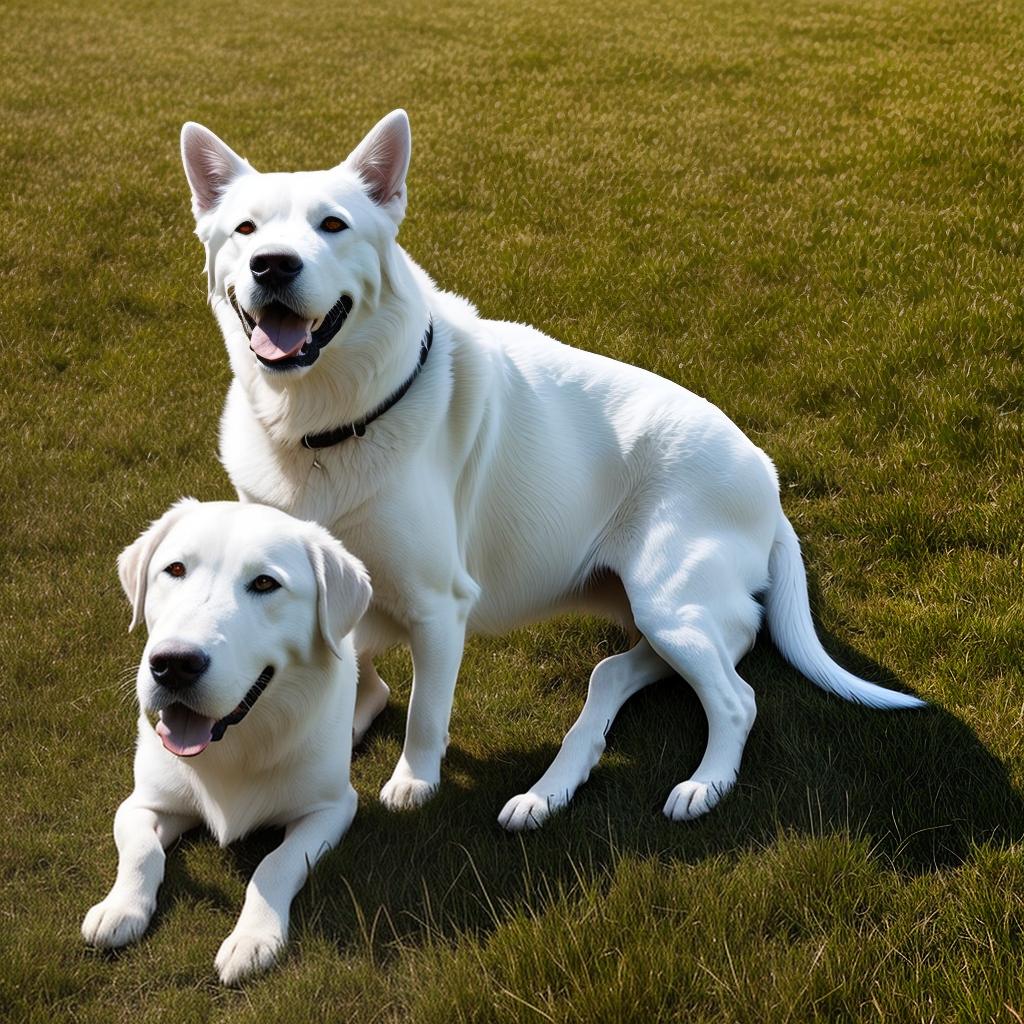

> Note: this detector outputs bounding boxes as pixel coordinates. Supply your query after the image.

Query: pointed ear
[180,122,252,218]
[303,529,372,660]
[117,499,199,631]
[345,109,411,222]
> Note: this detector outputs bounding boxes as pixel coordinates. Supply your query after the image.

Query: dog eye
[235,220,256,235]
[163,562,186,579]
[248,574,281,594]
[319,216,348,233]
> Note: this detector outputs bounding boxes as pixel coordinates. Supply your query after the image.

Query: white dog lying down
[180,110,924,830]
[81,499,370,983]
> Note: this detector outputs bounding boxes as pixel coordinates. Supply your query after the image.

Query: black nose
[149,641,210,691]
[249,249,303,289]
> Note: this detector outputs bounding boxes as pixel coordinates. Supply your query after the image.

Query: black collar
[210,666,274,742]
[301,319,434,451]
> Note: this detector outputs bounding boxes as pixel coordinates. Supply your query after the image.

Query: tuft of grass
[2,0,1023,1021]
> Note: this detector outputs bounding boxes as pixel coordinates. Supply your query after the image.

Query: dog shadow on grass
[272,622,1021,959]
[152,615,1023,962]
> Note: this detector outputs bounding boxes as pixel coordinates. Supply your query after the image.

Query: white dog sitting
[179,110,924,831]
[81,499,371,983]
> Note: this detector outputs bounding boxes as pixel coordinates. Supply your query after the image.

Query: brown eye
[164,562,186,578]
[235,220,256,235]
[319,216,347,233]
[248,574,281,594]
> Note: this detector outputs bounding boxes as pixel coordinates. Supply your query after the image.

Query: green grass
[2,0,1024,1020]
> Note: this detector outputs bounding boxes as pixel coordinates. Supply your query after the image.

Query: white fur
[81,500,371,983]
[181,112,924,830]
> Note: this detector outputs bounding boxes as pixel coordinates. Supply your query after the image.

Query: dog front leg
[380,605,467,810]
[215,791,357,985]
[353,650,390,745]
[82,798,197,949]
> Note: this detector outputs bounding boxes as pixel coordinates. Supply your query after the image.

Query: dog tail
[765,512,925,709]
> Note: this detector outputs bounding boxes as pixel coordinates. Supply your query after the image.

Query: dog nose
[250,248,303,289]
[149,642,210,691]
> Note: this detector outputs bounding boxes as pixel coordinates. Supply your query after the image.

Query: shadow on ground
[152,615,1022,962]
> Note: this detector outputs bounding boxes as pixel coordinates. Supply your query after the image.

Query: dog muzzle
[154,666,274,757]
[229,291,352,371]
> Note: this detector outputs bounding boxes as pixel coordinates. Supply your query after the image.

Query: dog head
[118,499,371,758]
[180,111,411,381]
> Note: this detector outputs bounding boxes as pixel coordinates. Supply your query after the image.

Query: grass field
[3,0,1024,1020]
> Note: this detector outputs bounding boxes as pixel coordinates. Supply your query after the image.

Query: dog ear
[181,123,252,218]
[117,499,199,632]
[303,529,372,660]
[345,109,411,223]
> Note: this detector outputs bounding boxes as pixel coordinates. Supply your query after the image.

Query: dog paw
[81,895,153,949]
[215,927,284,985]
[379,774,437,810]
[662,779,730,821]
[498,791,559,831]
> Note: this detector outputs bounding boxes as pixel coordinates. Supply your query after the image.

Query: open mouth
[154,666,275,758]
[229,291,353,371]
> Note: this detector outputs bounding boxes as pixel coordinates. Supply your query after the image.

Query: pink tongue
[156,705,215,757]
[249,307,314,361]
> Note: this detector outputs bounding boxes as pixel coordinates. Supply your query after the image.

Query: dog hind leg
[498,638,667,830]
[620,520,763,821]
[633,597,757,821]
